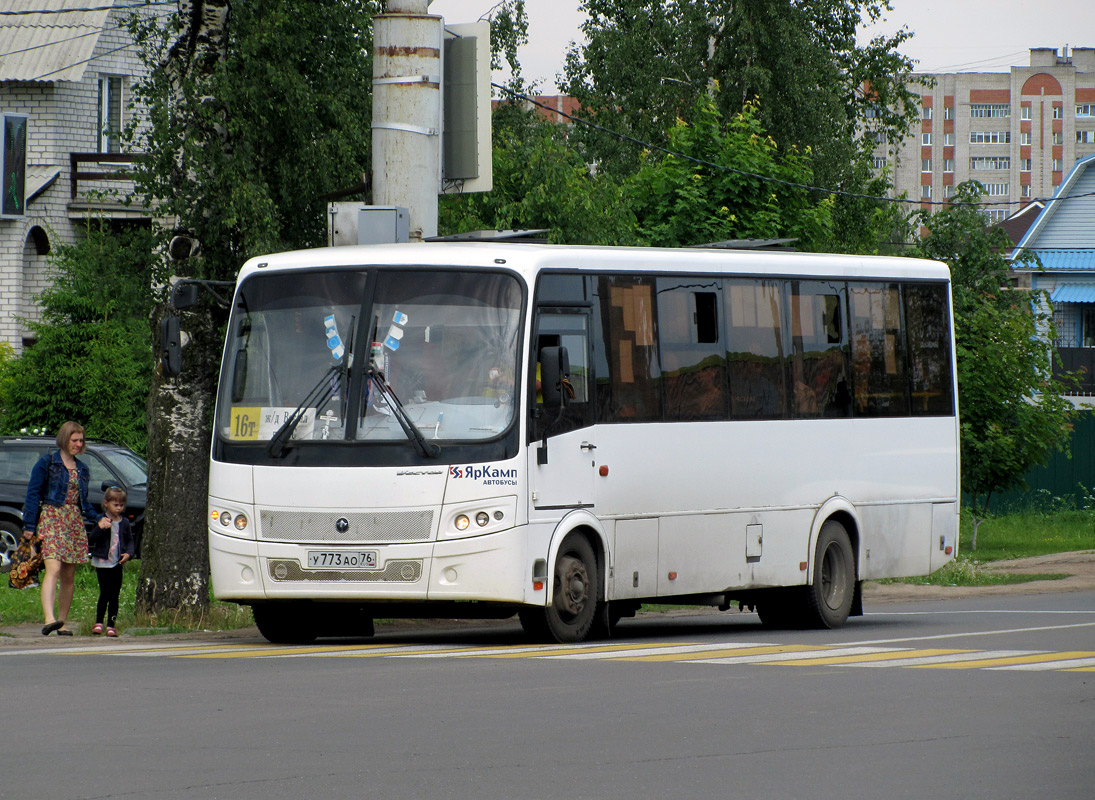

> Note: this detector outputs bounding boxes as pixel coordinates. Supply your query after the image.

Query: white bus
[206,243,959,643]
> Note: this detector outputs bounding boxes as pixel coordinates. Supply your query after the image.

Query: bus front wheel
[521,534,599,643]
[252,602,317,644]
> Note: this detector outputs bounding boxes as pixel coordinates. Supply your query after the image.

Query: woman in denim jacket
[23,421,110,635]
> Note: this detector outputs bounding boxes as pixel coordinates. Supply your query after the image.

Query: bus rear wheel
[521,534,599,643]
[803,520,855,629]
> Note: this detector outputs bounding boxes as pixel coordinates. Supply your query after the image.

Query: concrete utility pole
[372,0,442,241]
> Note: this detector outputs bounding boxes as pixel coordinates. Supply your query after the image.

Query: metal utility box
[328,203,410,246]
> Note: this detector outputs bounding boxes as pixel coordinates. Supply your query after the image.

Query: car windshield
[101,449,148,487]
[216,268,523,445]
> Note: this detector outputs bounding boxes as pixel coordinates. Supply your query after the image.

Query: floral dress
[38,467,89,564]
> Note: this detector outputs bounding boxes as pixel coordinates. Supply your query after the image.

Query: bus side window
[726,279,787,420]
[789,281,851,419]
[657,278,727,420]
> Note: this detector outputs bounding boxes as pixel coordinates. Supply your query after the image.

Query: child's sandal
[91,623,103,635]
[106,627,118,637]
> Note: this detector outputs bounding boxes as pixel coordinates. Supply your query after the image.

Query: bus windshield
[216,268,523,446]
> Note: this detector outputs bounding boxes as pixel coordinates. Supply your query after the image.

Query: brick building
[0,1,151,355]
[879,47,1095,224]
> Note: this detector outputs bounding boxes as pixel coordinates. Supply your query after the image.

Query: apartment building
[878,47,1095,223]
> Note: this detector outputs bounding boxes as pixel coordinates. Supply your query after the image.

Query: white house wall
[0,7,151,354]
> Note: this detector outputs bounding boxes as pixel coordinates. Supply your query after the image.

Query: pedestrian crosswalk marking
[3,640,1094,672]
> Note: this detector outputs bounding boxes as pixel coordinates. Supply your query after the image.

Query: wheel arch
[807,498,861,585]
[546,510,609,605]
[0,505,24,525]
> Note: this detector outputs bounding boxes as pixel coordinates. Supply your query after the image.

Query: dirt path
[863,550,1095,603]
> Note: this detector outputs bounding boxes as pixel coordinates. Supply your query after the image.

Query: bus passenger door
[529,308,595,510]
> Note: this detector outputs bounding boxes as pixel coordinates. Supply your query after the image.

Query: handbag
[8,533,44,590]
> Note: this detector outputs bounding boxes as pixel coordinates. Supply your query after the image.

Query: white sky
[427,0,1095,91]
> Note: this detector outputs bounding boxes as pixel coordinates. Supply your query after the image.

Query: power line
[4,8,175,80]
[494,83,1087,212]
[0,2,172,16]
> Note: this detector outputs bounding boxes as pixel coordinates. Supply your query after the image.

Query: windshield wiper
[367,360,440,458]
[265,317,356,458]
[265,362,343,458]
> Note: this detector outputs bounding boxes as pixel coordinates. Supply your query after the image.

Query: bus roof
[237,242,951,284]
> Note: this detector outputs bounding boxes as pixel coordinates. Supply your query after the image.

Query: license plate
[306,550,378,569]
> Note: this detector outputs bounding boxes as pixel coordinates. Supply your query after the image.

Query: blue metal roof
[1050,284,1095,303]
[1027,249,1095,271]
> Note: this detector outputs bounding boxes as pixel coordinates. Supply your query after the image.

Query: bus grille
[258,509,434,543]
[267,558,423,583]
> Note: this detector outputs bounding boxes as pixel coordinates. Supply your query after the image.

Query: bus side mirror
[161,315,182,377]
[170,282,199,310]
[539,345,570,408]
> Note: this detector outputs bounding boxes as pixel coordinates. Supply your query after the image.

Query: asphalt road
[4,590,1094,800]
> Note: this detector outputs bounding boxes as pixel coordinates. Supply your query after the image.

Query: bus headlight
[475,512,490,527]
[455,514,471,531]
[211,508,250,536]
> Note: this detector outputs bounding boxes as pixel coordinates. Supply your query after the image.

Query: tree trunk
[136,305,221,614]
[135,0,231,615]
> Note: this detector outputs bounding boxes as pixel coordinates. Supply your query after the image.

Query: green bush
[0,222,156,454]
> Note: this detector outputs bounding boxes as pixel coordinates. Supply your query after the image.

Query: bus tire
[803,520,856,629]
[252,602,318,644]
[524,534,599,643]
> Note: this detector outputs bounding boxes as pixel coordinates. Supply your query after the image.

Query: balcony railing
[1056,347,1095,395]
[69,152,141,199]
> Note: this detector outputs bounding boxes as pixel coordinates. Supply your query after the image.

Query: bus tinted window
[598,276,662,422]
[849,283,908,417]
[726,279,787,419]
[789,281,851,418]
[657,277,727,420]
[905,283,955,416]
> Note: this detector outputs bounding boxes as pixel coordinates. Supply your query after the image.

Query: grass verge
[0,561,253,633]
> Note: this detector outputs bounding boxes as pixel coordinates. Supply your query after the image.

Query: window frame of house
[1053,105,1063,119]
[1020,158,1032,171]
[1021,184,1032,198]
[921,132,933,146]
[97,75,124,154]
[1021,105,1032,120]
[1020,131,1032,145]
[920,184,932,199]
[983,182,1009,197]
[1077,104,1095,118]
[921,105,933,120]
[1052,158,1063,171]
[1079,130,1095,144]
[970,103,1010,118]
[943,158,955,173]
[1052,131,1064,145]
[942,184,954,199]
[921,158,933,172]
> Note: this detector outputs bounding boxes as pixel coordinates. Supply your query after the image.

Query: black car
[0,436,148,563]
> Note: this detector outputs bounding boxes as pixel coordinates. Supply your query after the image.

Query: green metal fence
[986,410,1095,513]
